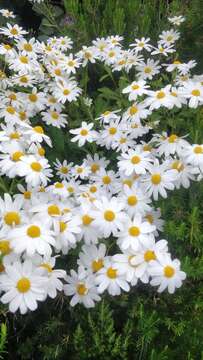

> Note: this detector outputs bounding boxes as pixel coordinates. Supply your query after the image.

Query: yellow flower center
[102,175,111,185]
[8,93,17,101]
[6,106,15,114]
[143,144,152,151]
[119,137,126,144]
[77,167,83,174]
[55,182,64,188]
[12,151,23,162]
[151,174,161,185]
[193,145,203,154]
[77,283,88,295]
[89,185,97,193]
[0,241,11,255]
[59,221,67,232]
[103,111,111,116]
[82,214,94,226]
[19,56,28,64]
[130,105,138,115]
[127,195,138,206]
[40,263,53,273]
[167,35,173,41]
[168,134,178,143]
[4,212,20,226]
[85,52,92,59]
[171,91,177,97]
[132,84,140,90]
[20,76,28,83]
[54,68,61,76]
[145,214,154,224]
[107,267,117,279]
[27,225,41,238]
[68,60,75,66]
[144,66,152,74]
[51,111,59,120]
[128,226,140,237]
[91,163,100,173]
[30,162,42,172]
[173,60,181,64]
[144,250,156,262]
[60,166,68,174]
[34,126,44,134]
[131,155,141,164]
[109,127,117,135]
[63,89,70,95]
[172,161,184,172]
[24,191,31,199]
[10,132,20,139]
[80,129,88,136]
[67,186,74,193]
[17,278,31,293]
[38,147,45,156]
[156,91,165,99]
[164,265,175,278]
[4,44,12,50]
[191,89,200,97]
[23,43,33,52]
[10,28,18,35]
[48,205,61,216]
[92,259,104,272]
[19,111,26,121]
[108,51,115,58]
[29,94,38,102]
[104,210,115,222]
[123,179,133,188]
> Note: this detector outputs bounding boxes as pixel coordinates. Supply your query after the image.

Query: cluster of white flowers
[0,9,202,314]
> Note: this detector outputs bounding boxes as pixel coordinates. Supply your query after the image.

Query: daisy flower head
[0,23,27,39]
[118,146,153,176]
[77,243,106,274]
[179,81,203,108]
[168,15,185,26]
[95,257,130,296]
[0,259,47,314]
[142,160,178,200]
[155,132,189,157]
[64,267,101,308]
[54,159,73,180]
[149,253,186,294]
[122,80,150,101]
[123,102,151,123]
[9,220,55,257]
[92,196,127,238]
[35,255,66,299]
[130,37,152,52]
[136,59,161,80]
[159,29,180,46]
[0,9,16,18]
[170,158,199,189]
[117,213,156,252]
[0,193,23,229]
[183,144,203,172]
[70,122,97,147]
[121,183,151,217]
[53,79,82,104]
[146,85,174,110]
[18,155,53,187]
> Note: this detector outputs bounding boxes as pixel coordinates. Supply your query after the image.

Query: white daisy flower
[149,253,186,294]
[64,267,101,307]
[0,259,47,314]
